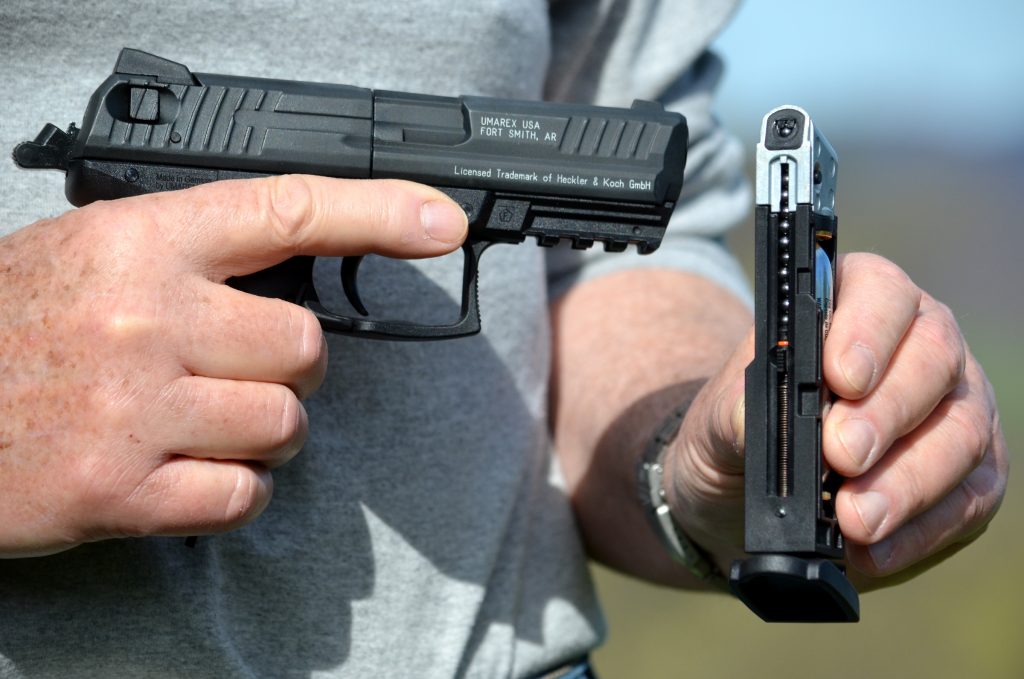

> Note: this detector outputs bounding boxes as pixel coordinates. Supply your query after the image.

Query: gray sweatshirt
[0,1,747,676]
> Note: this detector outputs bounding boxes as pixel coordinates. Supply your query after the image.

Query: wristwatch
[637,403,725,585]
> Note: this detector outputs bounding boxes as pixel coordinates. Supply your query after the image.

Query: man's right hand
[0,176,468,558]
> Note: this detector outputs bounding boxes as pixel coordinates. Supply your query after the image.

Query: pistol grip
[227,256,316,306]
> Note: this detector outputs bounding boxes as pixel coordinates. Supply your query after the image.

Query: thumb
[662,327,752,548]
[678,327,752,478]
[124,175,469,278]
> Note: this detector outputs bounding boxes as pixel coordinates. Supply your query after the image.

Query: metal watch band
[637,402,725,585]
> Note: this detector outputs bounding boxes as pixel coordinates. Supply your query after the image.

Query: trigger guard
[340,256,369,316]
[302,240,492,340]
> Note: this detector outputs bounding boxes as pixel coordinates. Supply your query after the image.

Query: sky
[710,0,1024,154]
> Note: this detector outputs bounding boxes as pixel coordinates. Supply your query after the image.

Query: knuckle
[889,454,924,518]
[956,479,989,533]
[96,309,157,349]
[919,312,967,393]
[265,175,317,250]
[865,390,910,448]
[367,182,403,235]
[155,377,203,424]
[948,342,969,392]
[978,360,999,409]
[900,519,930,566]
[944,403,991,469]
[991,412,1010,479]
[66,450,109,516]
[73,449,157,538]
[85,200,160,248]
[367,179,433,248]
[934,302,967,385]
[76,200,122,235]
[872,257,921,302]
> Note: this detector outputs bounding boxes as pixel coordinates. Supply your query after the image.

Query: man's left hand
[666,252,1009,586]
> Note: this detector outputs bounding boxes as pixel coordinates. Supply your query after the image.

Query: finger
[156,376,308,469]
[180,280,327,397]
[834,356,996,544]
[844,442,1006,578]
[825,253,921,399]
[140,175,468,277]
[824,293,968,476]
[663,327,753,549]
[682,326,753,478]
[108,459,273,538]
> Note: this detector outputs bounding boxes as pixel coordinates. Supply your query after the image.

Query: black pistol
[13,48,687,341]
[730,106,860,622]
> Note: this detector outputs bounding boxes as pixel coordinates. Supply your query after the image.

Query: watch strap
[638,403,725,585]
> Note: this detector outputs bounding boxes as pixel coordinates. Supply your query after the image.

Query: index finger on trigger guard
[165,175,468,279]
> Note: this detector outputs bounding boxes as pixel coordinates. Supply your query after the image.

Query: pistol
[13,49,687,341]
[729,106,860,622]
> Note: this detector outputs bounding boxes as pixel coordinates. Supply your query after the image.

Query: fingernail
[837,418,877,469]
[851,491,889,536]
[869,537,894,571]
[840,343,877,393]
[420,201,468,244]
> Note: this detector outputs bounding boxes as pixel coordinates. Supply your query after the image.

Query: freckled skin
[0,211,178,552]
[0,175,1012,586]
[0,176,468,558]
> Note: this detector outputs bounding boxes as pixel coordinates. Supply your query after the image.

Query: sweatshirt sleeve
[543,0,752,308]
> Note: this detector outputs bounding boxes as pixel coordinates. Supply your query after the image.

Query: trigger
[340,256,369,316]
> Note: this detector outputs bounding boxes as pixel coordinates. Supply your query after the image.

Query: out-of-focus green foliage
[591,145,1023,679]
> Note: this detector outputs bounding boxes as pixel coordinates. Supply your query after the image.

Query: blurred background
[592,1,1024,677]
